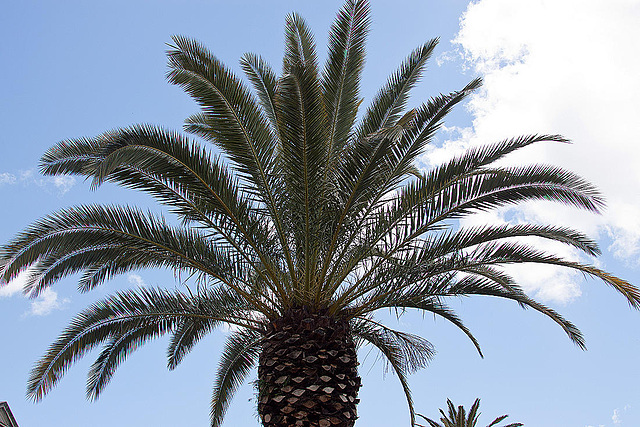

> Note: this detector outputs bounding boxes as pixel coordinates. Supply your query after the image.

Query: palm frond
[167,35,276,189]
[282,13,320,74]
[354,317,435,373]
[240,53,280,135]
[278,13,330,295]
[356,38,438,140]
[167,38,296,281]
[361,163,605,265]
[351,283,483,357]
[167,316,216,370]
[86,323,167,400]
[460,241,640,309]
[40,125,267,244]
[352,134,571,249]
[446,134,569,176]
[449,274,586,349]
[210,328,263,427]
[383,77,483,184]
[352,318,433,426]
[355,247,588,347]
[425,223,601,258]
[26,287,251,401]
[322,0,370,161]
[0,205,239,293]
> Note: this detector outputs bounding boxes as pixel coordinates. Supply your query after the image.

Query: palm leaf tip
[594,269,640,309]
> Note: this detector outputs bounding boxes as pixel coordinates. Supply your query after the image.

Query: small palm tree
[418,398,523,427]
[2,1,638,426]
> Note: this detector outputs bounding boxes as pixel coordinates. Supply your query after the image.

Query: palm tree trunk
[258,308,361,427]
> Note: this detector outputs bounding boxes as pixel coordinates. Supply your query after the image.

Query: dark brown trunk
[258,307,361,427]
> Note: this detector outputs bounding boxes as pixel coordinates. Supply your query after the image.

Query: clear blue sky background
[1,1,639,426]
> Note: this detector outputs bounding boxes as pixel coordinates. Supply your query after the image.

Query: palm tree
[417,398,523,427]
[1,1,638,426]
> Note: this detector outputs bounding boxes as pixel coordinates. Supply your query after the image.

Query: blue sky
[1,1,639,426]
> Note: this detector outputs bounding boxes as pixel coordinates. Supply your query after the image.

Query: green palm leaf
[322,0,370,161]
[356,39,439,140]
[240,53,280,135]
[27,287,254,401]
[210,328,262,427]
[353,318,432,426]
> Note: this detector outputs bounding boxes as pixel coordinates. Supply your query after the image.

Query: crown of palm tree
[2,1,638,426]
[417,398,523,427]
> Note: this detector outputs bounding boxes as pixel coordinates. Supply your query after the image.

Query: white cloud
[417,126,474,170]
[0,269,29,298]
[127,273,147,287]
[419,0,640,303]
[19,169,35,181]
[451,0,640,262]
[0,172,17,185]
[27,288,70,316]
[52,176,76,194]
[611,405,632,425]
[1,269,70,316]
[0,168,76,195]
[613,407,622,424]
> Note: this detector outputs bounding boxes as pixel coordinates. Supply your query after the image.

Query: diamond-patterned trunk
[258,308,361,427]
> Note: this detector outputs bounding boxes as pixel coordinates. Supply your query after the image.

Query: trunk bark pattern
[258,308,361,427]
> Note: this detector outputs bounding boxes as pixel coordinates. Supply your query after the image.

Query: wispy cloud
[127,273,147,287]
[613,407,622,424]
[51,176,76,194]
[0,172,17,185]
[27,288,70,316]
[612,405,632,425]
[0,168,76,196]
